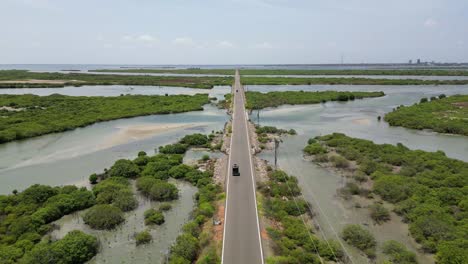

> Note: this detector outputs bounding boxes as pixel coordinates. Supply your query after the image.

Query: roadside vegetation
[0,93,209,143]
[385,94,468,136]
[91,68,468,76]
[258,169,345,263]
[304,133,468,263]
[244,90,385,109]
[0,70,232,88]
[255,125,296,150]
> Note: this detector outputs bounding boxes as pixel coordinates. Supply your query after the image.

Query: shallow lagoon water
[0,104,228,194]
[52,181,197,264]
[0,85,230,194]
[250,84,468,263]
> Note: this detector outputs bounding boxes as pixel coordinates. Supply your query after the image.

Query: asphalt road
[222,71,264,264]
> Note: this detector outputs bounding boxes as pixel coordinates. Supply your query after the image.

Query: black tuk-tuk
[232,164,240,176]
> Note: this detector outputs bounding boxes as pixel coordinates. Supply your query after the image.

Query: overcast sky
[1,0,467,64]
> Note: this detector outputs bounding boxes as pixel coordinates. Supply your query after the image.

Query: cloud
[138,34,157,42]
[253,42,274,49]
[424,18,438,28]
[121,34,159,47]
[217,40,235,48]
[121,34,158,43]
[173,37,195,46]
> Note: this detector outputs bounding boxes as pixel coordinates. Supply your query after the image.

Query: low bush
[341,224,376,257]
[83,204,124,230]
[159,202,172,211]
[369,203,391,224]
[144,209,165,225]
[135,230,152,245]
[136,177,179,201]
[21,230,98,264]
[382,240,417,263]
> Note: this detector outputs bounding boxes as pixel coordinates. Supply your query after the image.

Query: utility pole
[274,138,280,168]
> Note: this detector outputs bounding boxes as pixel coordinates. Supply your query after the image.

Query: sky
[1,0,467,64]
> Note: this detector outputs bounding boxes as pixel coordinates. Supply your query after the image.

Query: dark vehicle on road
[232,164,240,176]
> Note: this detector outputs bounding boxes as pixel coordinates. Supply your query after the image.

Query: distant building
[417,59,421,64]
[409,59,413,64]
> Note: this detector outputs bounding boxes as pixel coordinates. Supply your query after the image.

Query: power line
[282,153,355,264]
[274,169,326,264]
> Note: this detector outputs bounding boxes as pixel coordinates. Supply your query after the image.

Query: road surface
[222,71,264,264]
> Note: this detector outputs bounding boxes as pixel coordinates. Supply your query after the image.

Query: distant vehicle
[232,164,240,176]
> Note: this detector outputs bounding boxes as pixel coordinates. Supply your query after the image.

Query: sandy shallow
[351,118,371,125]
[98,123,197,149]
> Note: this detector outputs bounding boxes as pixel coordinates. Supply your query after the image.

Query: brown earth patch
[452,102,468,108]
[214,204,225,242]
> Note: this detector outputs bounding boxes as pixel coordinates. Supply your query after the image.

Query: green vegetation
[382,240,417,264]
[256,125,296,146]
[83,204,124,230]
[0,185,96,263]
[91,68,468,76]
[135,230,152,246]
[92,177,137,212]
[155,141,222,263]
[0,93,210,143]
[369,203,391,224]
[0,70,232,88]
[144,209,165,225]
[303,142,328,155]
[180,133,210,146]
[21,230,98,264]
[137,177,179,201]
[341,224,376,257]
[307,133,468,262]
[91,68,235,75]
[385,94,468,136]
[241,76,468,86]
[255,125,296,135]
[159,202,172,211]
[258,170,344,263]
[107,159,140,179]
[244,90,385,109]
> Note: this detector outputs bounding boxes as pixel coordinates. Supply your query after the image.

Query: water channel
[248,84,468,263]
